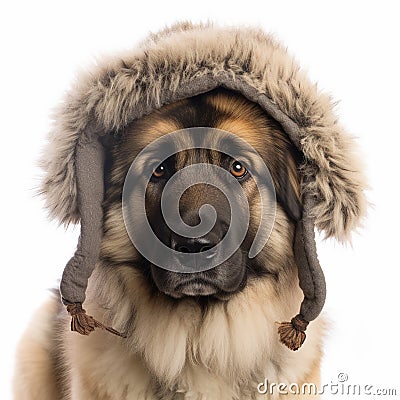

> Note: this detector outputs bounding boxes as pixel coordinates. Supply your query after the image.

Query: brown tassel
[277,314,309,351]
[66,303,126,338]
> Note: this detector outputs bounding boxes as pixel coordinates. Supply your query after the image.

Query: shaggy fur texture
[15,89,325,399]
[40,21,366,242]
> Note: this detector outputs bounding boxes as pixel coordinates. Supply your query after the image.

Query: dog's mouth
[148,249,247,301]
[150,268,246,301]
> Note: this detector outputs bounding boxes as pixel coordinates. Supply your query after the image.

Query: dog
[14,88,324,399]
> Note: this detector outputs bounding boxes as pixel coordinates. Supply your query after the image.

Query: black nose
[169,209,227,259]
[172,236,217,254]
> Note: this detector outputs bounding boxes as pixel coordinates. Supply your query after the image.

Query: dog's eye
[152,163,166,178]
[230,161,247,178]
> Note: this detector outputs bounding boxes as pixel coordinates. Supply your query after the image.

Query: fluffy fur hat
[40,22,367,350]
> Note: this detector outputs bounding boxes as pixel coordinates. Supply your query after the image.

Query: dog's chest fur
[62,271,324,400]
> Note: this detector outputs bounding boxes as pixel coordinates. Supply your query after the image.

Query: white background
[1,1,399,399]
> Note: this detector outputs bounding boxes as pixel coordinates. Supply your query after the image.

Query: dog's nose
[170,210,227,259]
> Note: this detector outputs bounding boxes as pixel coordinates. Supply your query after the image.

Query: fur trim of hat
[40,21,367,242]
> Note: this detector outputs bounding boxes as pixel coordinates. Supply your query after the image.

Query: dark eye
[230,161,247,178]
[152,163,165,178]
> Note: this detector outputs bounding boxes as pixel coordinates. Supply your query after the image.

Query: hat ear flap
[295,193,327,322]
[59,134,125,337]
[60,135,104,305]
[277,192,326,351]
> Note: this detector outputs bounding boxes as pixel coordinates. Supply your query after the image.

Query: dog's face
[101,88,302,301]
[144,147,248,299]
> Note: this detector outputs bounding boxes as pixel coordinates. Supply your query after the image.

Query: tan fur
[16,89,326,399]
[13,299,60,399]
[14,277,324,399]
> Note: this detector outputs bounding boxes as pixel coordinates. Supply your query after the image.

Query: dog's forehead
[125,107,271,161]
[119,88,301,186]
[173,148,222,169]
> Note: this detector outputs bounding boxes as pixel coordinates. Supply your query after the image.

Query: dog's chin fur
[156,284,244,301]
[157,283,234,300]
